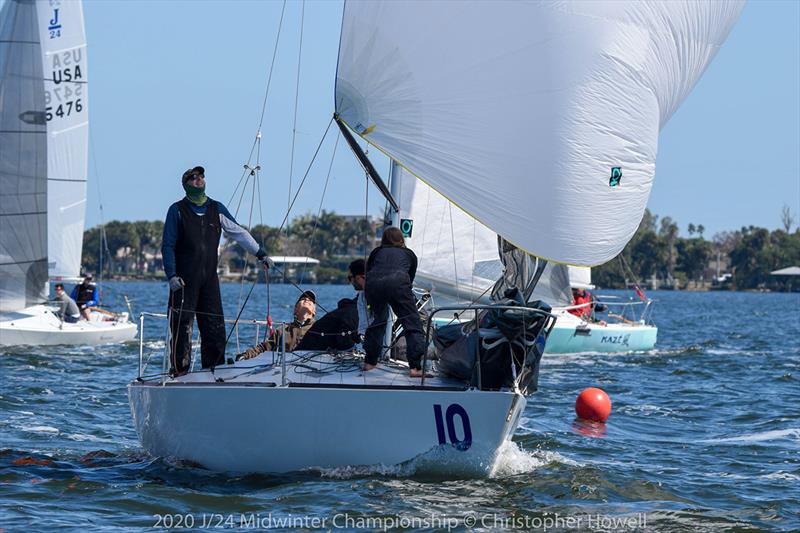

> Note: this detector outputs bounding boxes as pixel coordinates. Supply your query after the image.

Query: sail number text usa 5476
[44,49,86,123]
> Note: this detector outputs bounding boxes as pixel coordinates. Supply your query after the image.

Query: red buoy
[575,387,612,422]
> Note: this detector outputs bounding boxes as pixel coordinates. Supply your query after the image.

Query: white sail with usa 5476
[0,0,137,346]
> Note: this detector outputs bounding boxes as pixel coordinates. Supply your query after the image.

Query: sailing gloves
[169,276,185,292]
[256,249,274,269]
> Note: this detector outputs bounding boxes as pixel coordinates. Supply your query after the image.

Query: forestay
[336,1,744,266]
[37,0,88,278]
[0,0,49,313]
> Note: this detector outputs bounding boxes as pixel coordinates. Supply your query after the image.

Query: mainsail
[36,0,88,278]
[0,0,49,313]
[336,1,744,266]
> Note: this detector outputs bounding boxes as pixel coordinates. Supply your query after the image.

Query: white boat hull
[544,311,657,353]
[129,353,526,474]
[0,305,138,346]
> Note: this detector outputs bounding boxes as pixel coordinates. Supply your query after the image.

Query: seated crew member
[569,287,594,319]
[296,259,367,351]
[52,283,81,324]
[569,287,606,325]
[236,291,317,360]
[71,273,97,321]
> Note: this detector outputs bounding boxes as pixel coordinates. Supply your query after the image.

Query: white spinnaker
[37,0,88,278]
[336,1,744,266]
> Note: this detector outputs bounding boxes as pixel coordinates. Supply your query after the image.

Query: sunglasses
[187,174,204,182]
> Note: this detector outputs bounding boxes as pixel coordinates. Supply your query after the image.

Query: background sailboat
[396,167,658,353]
[0,0,136,346]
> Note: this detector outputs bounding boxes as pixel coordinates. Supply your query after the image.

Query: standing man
[162,165,271,376]
[71,273,97,320]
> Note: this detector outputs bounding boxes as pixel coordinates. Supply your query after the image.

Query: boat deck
[143,350,469,390]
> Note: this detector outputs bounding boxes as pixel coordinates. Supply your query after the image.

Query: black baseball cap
[181,166,205,184]
[296,290,316,304]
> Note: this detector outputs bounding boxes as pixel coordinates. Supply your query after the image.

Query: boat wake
[311,440,577,480]
[701,428,800,444]
[489,440,578,477]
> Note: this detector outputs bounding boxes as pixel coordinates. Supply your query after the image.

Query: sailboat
[397,173,657,353]
[129,1,743,473]
[0,0,137,346]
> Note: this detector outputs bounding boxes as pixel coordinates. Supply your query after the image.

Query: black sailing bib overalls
[169,198,226,373]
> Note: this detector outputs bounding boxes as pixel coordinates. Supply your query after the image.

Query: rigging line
[232,163,255,220]
[287,0,306,221]
[250,166,267,287]
[299,130,340,284]
[217,169,255,270]
[227,158,255,207]
[253,166,269,332]
[236,167,260,352]
[471,218,477,299]
[276,116,334,234]
[448,202,460,301]
[255,0,288,132]
[88,129,110,298]
[228,0,286,208]
[420,185,432,265]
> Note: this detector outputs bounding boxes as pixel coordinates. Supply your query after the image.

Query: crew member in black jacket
[162,166,270,376]
[363,227,426,377]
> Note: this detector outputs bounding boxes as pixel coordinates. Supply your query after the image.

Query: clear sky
[79,0,799,239]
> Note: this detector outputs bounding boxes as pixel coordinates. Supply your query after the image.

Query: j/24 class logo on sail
[47,1,63,39]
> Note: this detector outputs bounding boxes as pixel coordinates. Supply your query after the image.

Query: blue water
[1,283,798,531]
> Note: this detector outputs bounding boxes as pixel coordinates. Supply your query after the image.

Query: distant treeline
[81,211,379,284]
[82,209,800,291]
[592,209,800,291]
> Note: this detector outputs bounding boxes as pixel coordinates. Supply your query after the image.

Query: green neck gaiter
[183,183,208,206]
